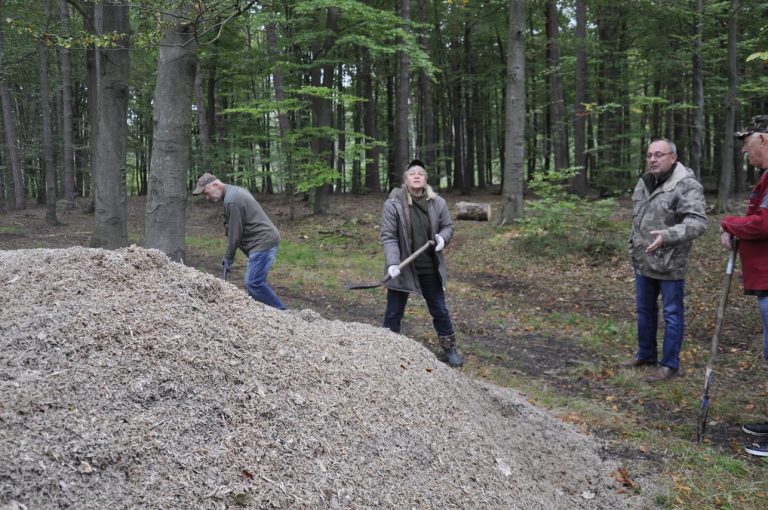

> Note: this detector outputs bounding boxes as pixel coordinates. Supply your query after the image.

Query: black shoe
[621,358,657,368]
[745,443,768,457]
[444,347,464,368]
[742,423,768,436]
[644,366,678,382]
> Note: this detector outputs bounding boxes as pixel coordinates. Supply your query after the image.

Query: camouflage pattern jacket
[630,162,708,280]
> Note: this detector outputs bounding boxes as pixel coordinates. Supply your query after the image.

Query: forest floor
[2,188,768,508]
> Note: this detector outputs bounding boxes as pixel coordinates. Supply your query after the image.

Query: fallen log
[456,201,491,222]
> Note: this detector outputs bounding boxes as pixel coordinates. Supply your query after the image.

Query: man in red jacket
[721,115,768,456]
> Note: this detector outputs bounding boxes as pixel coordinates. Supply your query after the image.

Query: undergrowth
[515,168,623,259]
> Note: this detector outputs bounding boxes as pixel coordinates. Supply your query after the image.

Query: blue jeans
[635,272,685,369]
[245,247,285,310]
[758,296,768,362]
[383,272,454,337]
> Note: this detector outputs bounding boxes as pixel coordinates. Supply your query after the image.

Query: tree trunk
[463,14,474,190]
[352,58,362,194]
[0,0,24,209]
[474,85,486,189]
[595,3,627,177]
[144,16,197,262]
[38,0,59,225]
[206,23,219,143]
[546,0,568,173]
[194,57,212,172]
[362,49,379,192]
[450,36,465,193]
[395,0,410,185]
[572,0,588,195]
[386,63,396,190]
[495,33,506,179]
[59,0,76,202]
[265,20,296,218]
[91,0,130,249]
[336,63,346,193]
[690,0,704,180]
[526,19,538,180]
[500,0,526,224]
[310,8,336,214]
[716,0,738,212]
[422,70,436,185]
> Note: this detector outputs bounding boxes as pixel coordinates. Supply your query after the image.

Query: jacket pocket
[644,247,675,275]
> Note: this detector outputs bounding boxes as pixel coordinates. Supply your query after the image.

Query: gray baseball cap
[192,173,218,194]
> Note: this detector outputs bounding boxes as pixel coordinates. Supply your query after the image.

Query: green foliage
[290,0,436,75]
[746,51,768,63]
[516,169,621,260]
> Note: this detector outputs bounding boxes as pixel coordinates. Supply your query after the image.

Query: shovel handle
[396,240,436,271]
[344,240,436,290]
[697,238,738,442]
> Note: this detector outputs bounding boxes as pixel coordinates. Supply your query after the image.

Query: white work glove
[387,265,401,279]
[434,234,445,252]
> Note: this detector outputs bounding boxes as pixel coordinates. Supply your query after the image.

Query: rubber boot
[438,334,464,368]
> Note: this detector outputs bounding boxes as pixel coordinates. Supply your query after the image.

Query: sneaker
[742,422,768,436]
[745,443,768,457]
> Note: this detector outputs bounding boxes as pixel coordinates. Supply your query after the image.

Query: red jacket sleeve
[722,207,768,240]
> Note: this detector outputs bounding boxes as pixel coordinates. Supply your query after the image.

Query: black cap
[407,159,426,170]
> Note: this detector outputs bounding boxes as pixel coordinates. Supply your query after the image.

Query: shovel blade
[345,279,386,290]
[696,397,709,442]
[696,370,714,442]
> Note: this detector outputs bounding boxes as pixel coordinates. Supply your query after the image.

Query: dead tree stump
[456,202,491,222]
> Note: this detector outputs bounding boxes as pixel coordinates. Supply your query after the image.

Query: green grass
[0,226,17,234]
[274,240,320,268]
[186,235,226,250]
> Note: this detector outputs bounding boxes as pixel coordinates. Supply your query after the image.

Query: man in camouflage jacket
[625,138,708,382]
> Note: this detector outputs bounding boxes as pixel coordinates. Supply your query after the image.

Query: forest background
[0,0,765,255]
[1,1,768,508]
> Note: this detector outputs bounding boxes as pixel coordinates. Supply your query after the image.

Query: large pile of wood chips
[0,246,653,509]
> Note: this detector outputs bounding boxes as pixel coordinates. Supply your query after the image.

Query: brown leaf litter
[0,246,655,509]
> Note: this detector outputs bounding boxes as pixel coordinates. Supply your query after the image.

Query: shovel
[346,240,435,290]
[697,237,738,442]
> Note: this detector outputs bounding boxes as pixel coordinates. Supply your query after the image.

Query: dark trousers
[383,272,454,337]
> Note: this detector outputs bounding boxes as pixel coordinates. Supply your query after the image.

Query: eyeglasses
[646,152,673,160]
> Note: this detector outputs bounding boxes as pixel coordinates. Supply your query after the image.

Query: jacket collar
[389,184,437,205]
[643,162,692,194]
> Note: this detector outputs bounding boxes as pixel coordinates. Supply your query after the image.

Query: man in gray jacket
[624,138,707,382]
[193,173,285,310]
[381,160,463,367]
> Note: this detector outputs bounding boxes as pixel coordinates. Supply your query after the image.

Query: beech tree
[0,0,25,209]
[38,0,58,226]
[501,0,526,225]
[716,0,739,212]
[83,0,130,249]
[143,11,197,262]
